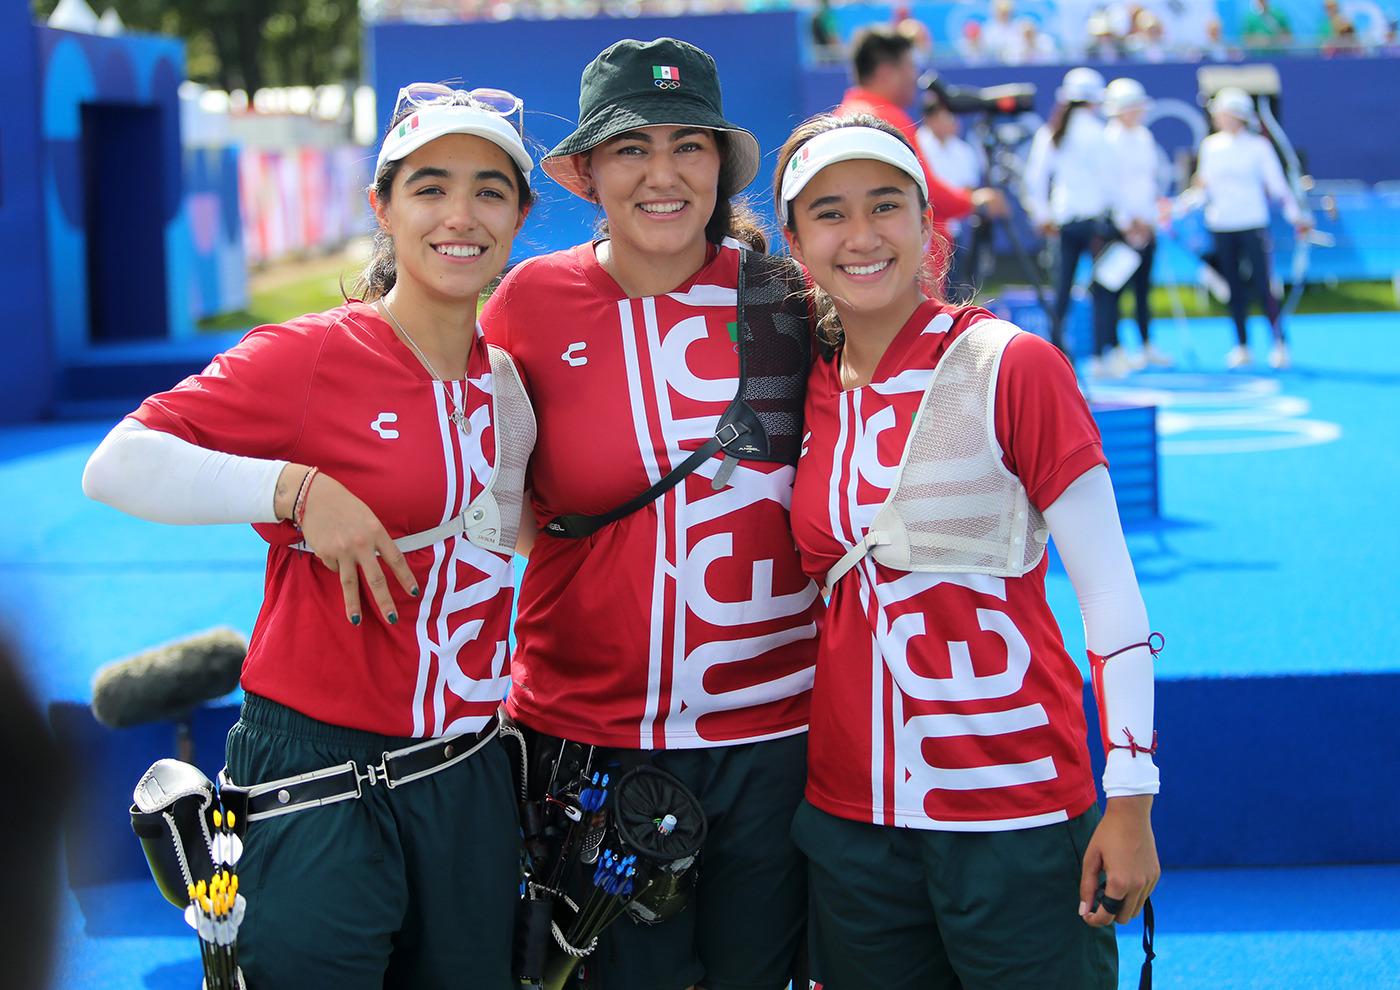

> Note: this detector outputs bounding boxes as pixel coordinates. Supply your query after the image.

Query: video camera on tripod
[921,71,1036,118]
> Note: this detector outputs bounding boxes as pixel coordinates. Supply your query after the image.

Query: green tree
[31,0,361,90]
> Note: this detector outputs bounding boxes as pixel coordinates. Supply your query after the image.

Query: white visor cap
[779,126,928,225]
[1208,87,1256,123]
[375,103,533,184]
[1104,77,1151,116]
[1057,67,1107,104]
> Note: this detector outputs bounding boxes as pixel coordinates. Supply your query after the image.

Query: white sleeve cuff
[82,418,287,525]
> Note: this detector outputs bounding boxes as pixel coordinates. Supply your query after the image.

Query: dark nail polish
[388,612,398,625]
[410,586,420,598]
[351,614,362,626]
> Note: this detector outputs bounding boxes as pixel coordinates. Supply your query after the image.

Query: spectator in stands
[982,0,1022,62]
[1194,15,1236,60]
[840,26,1005,273]
[897,15,935,68]
[916,87,988,288]
[956,18,991,62]
[1103,77,1172,368]
[1124,9,1168,60]
[1242,0,1294,51]
[810,0,843,63]
[1320,0,1362,54]
[1007,17,1061,63]
[1024,67,1121,366]
[1086,11,1125,61]
[1182,87,1311,368]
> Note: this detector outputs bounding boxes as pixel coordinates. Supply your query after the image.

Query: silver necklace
[379,298,471,436]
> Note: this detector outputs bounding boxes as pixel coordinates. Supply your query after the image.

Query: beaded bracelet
[292,467,320,530]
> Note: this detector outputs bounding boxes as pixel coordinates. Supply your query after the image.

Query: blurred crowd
[365,0,1400,62]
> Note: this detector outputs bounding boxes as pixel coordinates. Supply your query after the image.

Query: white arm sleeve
[1022,128,1054,227]
[1042,465,1160,798]
[82,418,287,526]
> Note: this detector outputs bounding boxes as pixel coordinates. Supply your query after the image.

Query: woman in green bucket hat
[482,37,816,990]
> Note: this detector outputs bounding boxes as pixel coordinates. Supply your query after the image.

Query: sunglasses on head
[392,82,524,134]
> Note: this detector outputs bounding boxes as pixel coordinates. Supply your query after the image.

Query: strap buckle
[714,422,748,448]
[354,754,392,795]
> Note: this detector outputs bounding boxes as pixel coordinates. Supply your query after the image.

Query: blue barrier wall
[38,27,192,361]
[368,13,807,259]
[0,14,53,423]
[803,55,1400,185]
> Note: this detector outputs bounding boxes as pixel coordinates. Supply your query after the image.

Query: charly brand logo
[562,342,588,367]
[370,412,400,439]
[653,65,681,90]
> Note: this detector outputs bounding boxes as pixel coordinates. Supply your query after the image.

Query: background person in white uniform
[1102,77,1172,369]
[1025,67,1119,370]
[1185,87,1310,369]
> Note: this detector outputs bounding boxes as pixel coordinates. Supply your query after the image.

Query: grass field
[199,244,1397,333]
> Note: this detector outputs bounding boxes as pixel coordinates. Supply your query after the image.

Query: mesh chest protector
[825,319,1049,589]
[291,343,536,556]
[543,250,812,539]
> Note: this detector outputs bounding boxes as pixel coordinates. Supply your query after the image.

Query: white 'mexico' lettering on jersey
[410,377,510,738]
[618,288,815,746]
[562,342,588,366]
[834,377,1063,826]
[371,412,400,439]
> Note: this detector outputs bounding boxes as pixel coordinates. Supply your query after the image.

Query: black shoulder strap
[545,251,811,540]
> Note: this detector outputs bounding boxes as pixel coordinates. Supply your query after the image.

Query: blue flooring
[1050,310,1400,678]
[48,865,1400,989]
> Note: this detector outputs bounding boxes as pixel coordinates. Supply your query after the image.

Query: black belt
[218,714,499,829]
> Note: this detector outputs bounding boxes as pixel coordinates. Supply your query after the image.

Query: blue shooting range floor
[4,309,1399,986]
[49,866,1400,989]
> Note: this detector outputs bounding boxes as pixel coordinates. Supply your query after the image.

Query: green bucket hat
[542,37,761,200]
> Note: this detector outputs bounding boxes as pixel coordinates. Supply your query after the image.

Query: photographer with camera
[840,27,1006,275]
[1024,67,1121,368]
[916,87,990,289]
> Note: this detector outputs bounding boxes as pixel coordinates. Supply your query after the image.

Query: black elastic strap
[543,423,748,539]
[1138,897,1155,990]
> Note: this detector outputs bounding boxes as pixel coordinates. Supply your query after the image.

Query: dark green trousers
[588,732,809,990]
[226,694,519,990]
[792,799,1117,990]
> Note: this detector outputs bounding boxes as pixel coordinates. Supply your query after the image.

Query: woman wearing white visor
[1024,67,1120,372]
[1103,77,1172,369]
[775,114,1161,988]
[1187,86,1310,369]
[84,83,535,986]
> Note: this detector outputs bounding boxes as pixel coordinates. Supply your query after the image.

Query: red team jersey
[790,301,1107,830]
[133,303,513,738]
[482,242,822,749]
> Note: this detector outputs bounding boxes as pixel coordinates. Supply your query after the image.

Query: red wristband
[292,467,319,530]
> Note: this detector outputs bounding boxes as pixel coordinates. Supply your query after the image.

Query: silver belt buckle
[354,755,391,795]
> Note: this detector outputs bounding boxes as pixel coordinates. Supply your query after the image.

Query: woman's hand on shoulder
[1079,794,1160,927]
[291,469,419,626]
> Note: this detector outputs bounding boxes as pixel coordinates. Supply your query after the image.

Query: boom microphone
[91,628,246,729]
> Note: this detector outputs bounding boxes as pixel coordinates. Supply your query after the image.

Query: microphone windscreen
[91,628,246,729]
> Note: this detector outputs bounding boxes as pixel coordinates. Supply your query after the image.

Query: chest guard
[545,250,812,538]
[826,319,1049,589]
[291,343,536,556]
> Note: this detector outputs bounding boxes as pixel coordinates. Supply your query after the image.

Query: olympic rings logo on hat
[654,79,681,90]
